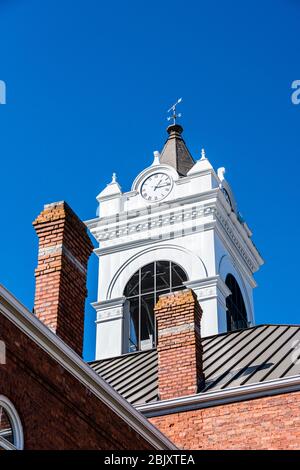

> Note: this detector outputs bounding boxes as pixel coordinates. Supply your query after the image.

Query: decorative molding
[92,297,126,310]
[85,189,220,231]
[94,221,216,257]
[96,309,124,323]
[216,196,263,267]
[88,192,262,277]
[0,285,176,450]
[93,203,216,242]
[92,297,126,323]
[214,223,258,288]
[184,276,231,301]
[215,209,256,271]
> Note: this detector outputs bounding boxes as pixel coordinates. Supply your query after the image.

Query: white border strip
[136,375,300,417]
[0,284,176,450]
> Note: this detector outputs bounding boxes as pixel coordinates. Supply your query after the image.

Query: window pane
[171,263,187,289]
[141,263,154,294]
[155,261,170,293]
[124,270,140,298]
[225,274,247,332]
[140,293,155,350]
[128,297,139,352]
[226,309,232,331]
[0,407,13,445]
[124,261,188,351]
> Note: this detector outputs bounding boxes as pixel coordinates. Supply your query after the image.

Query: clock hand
[153,177,163,191]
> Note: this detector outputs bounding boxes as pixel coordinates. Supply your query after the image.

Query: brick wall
[155,290,204,400]
[0,311,154,450]
[152,288,300,450]
[150,392,300,449]
[33,201,93,356]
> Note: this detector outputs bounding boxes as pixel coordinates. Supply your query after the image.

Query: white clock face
[141,173,172,202]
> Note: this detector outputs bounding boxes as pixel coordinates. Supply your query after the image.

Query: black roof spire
[159,124,195,176]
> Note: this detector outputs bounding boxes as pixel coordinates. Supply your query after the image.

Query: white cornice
[214,223,257,287]
[184,276,232,300]
[92,297,126,310]
[87,187,262,277]
[92,209,261,279]
[217,191,263,267]
[220,197,264,266]
[94,221,216,257]
[85,189,220,231]
[136,375,300,417]
[90,197,218,243]
[214,199,263,272]
[93,297,126,323]
[122,190,138,200]
[0,285,176,450]
[177,166,219,183]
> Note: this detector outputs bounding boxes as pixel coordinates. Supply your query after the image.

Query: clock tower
[86,123,263,359]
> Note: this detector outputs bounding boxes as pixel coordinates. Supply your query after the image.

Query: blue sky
[0,0,299,360]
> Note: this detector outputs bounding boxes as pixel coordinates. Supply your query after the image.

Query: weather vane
[167,97,182,125]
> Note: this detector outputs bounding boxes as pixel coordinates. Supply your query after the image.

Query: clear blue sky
[0,0,299,360]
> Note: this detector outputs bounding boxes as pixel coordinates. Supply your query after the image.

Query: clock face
[141,173,172,202]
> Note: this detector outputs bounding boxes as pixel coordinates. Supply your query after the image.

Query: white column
[184,276,231,337]
[93,297,126,359]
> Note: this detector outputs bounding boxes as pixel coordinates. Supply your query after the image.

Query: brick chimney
[33,201,93,356]
[154,289,204,400]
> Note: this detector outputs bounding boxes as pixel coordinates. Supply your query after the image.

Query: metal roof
[89,325,300,406]
[159,124,195,176]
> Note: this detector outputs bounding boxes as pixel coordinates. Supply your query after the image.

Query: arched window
[225,274,248,331]
[0,396,23,450]
[124,261,187,352]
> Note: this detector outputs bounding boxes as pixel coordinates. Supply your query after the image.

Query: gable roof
[90,324,300,406]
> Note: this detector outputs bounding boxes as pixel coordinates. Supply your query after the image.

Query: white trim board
[136,375,300,417]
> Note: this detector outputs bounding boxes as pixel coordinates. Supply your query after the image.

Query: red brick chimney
[33,201,93,356]
[154,289,204,400]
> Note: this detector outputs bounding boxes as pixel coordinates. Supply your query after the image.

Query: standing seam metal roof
[89,325,300,405]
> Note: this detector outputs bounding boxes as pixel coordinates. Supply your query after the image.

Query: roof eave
[136,374,300,417]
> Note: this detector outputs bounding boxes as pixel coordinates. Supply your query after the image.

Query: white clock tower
[86,122,263,360]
